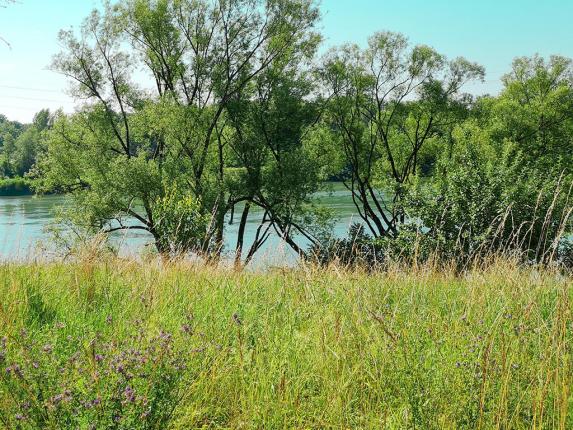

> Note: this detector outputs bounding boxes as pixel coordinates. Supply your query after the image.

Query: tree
[317,32,484,240]
[407,122,572,265]
[0,109,51,178]
[12,110,53,177]
[0,133,16,177]
[489,55,573,173]
[224,52,329,266]
[32,108,53,132]
[40,0,321,258]
[405,55,573,265]
[12,128,41,176]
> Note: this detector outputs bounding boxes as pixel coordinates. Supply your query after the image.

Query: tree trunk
[234,202,251,269]
[212,204,226,263]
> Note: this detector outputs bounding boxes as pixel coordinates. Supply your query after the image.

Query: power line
[0,84,65,94]
[0,95,70,103]
[0,105,44,111]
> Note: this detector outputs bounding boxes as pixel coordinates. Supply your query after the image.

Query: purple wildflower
[159,330,172,341]
[51,394,64,405]
[6,364,23,378]
[123,386,136,403]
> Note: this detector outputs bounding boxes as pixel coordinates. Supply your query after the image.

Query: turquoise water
[0,184,363,264]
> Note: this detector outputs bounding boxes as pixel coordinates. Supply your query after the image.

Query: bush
[153,182,211,255]
[404,122,573,266]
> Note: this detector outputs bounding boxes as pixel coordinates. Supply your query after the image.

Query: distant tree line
[5,0,569,267]
[0,110,52,179]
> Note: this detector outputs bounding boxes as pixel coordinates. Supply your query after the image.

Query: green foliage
[0,109,51,179]
[0,177,34,196]
[401,57,573,265]
[37,110,212,255]
[2,2,571,270]
[316,31,484,239]
[492,55,573,172]
[12,127,41,176]
[154,182,211,254]
[38,0,323,262]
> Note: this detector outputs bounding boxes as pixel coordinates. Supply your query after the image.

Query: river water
[0,184,361,265]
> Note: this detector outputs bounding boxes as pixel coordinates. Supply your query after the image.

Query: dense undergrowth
[0,258,571,429]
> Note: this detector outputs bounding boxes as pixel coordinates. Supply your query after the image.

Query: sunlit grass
[0,258,571,429]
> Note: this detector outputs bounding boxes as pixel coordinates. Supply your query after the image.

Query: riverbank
[0,177,35,196]
[0,259,571,428]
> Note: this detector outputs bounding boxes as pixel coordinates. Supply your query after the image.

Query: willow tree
[40,0,321,258]
[224,45,329,266]
[318,32,484,239]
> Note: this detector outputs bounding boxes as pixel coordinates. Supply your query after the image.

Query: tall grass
[0,258,571,429]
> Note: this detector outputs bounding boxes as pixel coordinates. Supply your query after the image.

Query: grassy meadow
[0,258,572,429]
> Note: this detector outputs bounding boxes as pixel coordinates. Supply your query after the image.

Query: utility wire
[0,84,65,94]
[0,95,70,103]
[0,105,42,111]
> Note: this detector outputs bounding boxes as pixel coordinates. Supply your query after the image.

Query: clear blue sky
[1,0,572,123]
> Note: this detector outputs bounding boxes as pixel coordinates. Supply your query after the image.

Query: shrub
[403,122,573,266]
